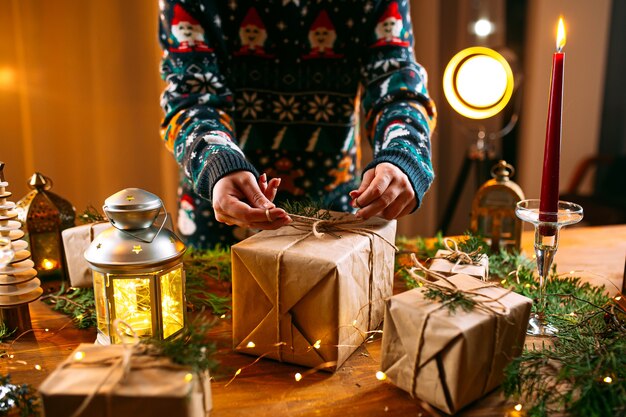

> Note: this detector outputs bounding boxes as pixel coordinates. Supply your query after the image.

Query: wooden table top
[4,225,625,417]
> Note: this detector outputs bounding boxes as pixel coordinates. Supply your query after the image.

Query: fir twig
[184,246,232,315]
[0,374,40,416]
[77,205,106,224]
[143,315,219,373]
[41,286,97,329]
[423,287,476,313]
[280,199,331,220]
[0,322,15,342]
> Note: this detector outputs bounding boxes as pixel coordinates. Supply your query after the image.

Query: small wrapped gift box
[39,343,212,417]
[232,213,396,371]
[428,238,489,280]
[61,213,173,288]
[380,272,531,414]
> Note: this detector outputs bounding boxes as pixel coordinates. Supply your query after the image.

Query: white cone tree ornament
[0,162,42,332]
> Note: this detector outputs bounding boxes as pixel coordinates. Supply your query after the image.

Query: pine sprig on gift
[280,199,331,220]
[503,298,626,417]
[184,246,232,315]
[143,315,219,373]
[0,374,40,417]
[423,287,477,313]
[41,286,97,329]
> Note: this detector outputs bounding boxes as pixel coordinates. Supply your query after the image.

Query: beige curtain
[2,0,179,217]
[1,0,438,238]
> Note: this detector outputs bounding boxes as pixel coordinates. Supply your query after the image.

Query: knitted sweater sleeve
[360,0,437,210]
[159,0,258,202]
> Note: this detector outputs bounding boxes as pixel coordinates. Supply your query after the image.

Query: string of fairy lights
[1,267,623,416]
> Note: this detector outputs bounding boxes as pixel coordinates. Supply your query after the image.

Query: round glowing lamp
[85,188,186,344]
[443,47,514,120]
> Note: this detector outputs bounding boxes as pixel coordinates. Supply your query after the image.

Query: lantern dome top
[104,188,162,212]
[84,225,185,271]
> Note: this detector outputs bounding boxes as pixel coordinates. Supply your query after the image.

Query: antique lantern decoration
[470,160,525,252]
[16,173,75,280]
[85,188,186,344]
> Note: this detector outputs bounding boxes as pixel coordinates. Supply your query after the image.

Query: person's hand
[349,162,416,220]
[212,171,291,230]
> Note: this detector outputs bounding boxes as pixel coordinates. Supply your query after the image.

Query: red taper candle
[540,17,566,223]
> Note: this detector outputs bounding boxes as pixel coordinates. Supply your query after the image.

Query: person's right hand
[212,171,291,230]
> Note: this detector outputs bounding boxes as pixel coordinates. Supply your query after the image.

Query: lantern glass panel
[30,232,62,273]
[112,275,153,340]
[160,266,185,339]
[93,271,109,338]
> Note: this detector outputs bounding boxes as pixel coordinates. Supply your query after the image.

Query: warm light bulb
[473,19,493,37]
[456,56,508,108]
[514,403,523,411]
[295,373,303,382]
[442,47,514,119]
[604,376,613,384]
[184,373,194,383]
[375,371,387,381]
[42,259,57,270]
[235,369,242,376]
[352,320,357,326]
[34,364,42,371]
[220,314,226,318]
[615,295,622,301]
[246,341,256,348]
[556,17,566,51]
[73,351,85,361]
[313,340,321,349]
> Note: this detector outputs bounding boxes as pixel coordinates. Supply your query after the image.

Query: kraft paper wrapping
[232,213,396,371]
[428,249,489,281]
[39,343,212,417]
[380,274,531,414]
[62,213,173,288]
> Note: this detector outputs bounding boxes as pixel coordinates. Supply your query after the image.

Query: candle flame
[556,17,566,52]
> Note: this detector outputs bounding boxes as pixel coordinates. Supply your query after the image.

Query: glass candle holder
[516,199,583,336]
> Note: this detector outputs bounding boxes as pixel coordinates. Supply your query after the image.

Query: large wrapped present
[232,213,397,371]
[428,238,489,280]
[381,260,531,414]
[39,343,212,417]
[62,213,173,287]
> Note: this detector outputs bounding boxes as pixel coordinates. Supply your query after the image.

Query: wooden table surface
[4,225,625,417]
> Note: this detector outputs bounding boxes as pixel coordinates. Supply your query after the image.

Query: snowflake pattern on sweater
[159,0,436,247]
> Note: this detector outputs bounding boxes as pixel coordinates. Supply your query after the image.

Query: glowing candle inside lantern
[539,17,566,225]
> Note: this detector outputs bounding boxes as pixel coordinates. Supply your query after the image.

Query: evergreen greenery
[397,233,625,416]
[41,285,97,329]
[0,375,39,417]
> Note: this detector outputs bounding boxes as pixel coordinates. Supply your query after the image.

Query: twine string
[407,254,510,405]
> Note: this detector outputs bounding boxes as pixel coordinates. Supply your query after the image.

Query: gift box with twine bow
[39,342,212,417]
[380,255,531,414]
[427,237,489,281]
[232,212,397,371]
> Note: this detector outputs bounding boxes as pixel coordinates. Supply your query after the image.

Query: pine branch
[279,199,331,219]
[0,374,40,416]
[41,286,97,329]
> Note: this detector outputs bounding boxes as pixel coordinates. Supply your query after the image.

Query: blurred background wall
[1,0,618,237]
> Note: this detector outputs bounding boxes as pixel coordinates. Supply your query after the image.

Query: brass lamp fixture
[16,173,75,280]
[470,160,525,252]
[85,188,186,344]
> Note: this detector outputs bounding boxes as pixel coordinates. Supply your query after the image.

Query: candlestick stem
[516,199,583,336]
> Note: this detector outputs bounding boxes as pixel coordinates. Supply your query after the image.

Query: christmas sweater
[159,0,436,212]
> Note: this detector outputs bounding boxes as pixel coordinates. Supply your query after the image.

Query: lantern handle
[104,201,168,244]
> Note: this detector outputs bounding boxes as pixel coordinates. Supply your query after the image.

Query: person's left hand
[349,162,416,220]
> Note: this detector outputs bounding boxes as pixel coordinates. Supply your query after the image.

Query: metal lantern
[84,188,186,345]
[470,160,525,252]
[16,173,75,280]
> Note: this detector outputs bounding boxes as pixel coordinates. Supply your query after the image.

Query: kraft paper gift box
[231,213,396,371]
[428,249,489,281]
[62,213,173,288]
[39,343,212,417]
[380,273,532,414]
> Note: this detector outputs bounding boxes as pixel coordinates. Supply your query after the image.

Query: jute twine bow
[271,213,397,362]
[406,254,511,410]
[66,320,203,417]
[431,237,487,278]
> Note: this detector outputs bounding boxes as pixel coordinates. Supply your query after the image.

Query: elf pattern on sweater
[159,0,436,247]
